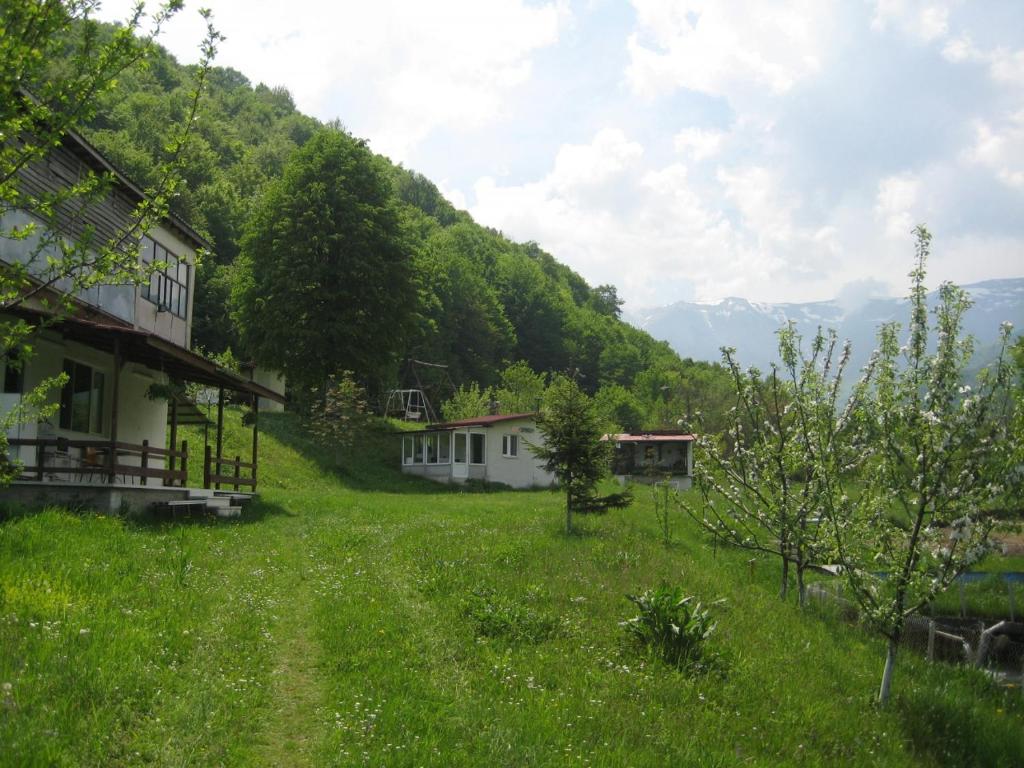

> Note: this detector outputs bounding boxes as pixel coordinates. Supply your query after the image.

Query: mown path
[253,532,324,767]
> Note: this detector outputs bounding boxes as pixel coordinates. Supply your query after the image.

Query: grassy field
[2,410,1023,766]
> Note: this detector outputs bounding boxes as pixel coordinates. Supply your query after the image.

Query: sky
[97,0,1024,310]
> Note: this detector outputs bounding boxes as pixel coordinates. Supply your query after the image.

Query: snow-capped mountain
[627,278,1024,374]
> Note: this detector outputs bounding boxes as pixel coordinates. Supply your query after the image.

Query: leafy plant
[462,586,559,644]
[621,585,721,669]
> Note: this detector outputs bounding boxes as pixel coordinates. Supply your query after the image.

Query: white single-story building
[400,413,555,489]
[605,431,695,490]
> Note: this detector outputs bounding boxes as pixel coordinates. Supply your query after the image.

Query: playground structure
[382,360,456,423]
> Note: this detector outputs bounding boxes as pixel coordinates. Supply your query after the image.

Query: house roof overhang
[603,432,696,443]
[17,309,286,404]
[427,412,538,430]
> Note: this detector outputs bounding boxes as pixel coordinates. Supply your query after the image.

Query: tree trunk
[878,636,898,705]
[779,557,789,601]
[797,564,807,608]
[565,491,573,534]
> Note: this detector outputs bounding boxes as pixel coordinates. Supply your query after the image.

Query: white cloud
[673,128,725,161]
[965,111,1024,188]
[471,130,849,306]
[875,173,923,237]
[870,0,952,42]
[626,0,836,102]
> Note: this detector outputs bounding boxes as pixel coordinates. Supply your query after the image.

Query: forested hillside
[75,25,734,427]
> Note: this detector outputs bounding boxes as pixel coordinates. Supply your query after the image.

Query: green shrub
[621,585,720,669]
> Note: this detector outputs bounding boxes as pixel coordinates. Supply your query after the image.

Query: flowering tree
[679,326,847,605]
[822,227,1016,705]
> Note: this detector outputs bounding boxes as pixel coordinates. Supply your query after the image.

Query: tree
[494,361,547,414]
[533,373,628,533]
[440,382,493,422]
[821,227,1016,705]
[232,127,416,392]
[678,327,843,605]
[0,0,218,482]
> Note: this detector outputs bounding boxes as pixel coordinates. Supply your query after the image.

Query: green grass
[2,409,1023,766]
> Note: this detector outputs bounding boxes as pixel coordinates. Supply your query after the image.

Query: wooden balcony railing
[9,437,189,486]
[203,444,256,491]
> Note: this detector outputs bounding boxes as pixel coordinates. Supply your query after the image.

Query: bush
[621,585,721,669]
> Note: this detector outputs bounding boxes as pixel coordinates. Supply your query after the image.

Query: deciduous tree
[232,127,416,392]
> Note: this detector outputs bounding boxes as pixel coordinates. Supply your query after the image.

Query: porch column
[251,393,259,492]
[108,338,121,485]
[167,396,178,487]
[215,387,225,491]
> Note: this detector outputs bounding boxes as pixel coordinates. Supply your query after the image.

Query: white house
[605,431,695,490]
[400,413,555,489]
[0,127,285,511]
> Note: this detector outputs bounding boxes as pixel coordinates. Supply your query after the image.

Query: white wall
[482,418,555,489]
[1,329,169,471]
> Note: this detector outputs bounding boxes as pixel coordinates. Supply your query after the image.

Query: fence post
[203,444,212,489]
[234,454,241,492]
[927,620,935,661]
[180,440,188,487]
[141,439,148,486]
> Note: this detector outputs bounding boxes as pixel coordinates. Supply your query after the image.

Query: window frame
[502,434,519,458]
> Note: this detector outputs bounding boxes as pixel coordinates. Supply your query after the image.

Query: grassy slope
[1,410,1022,767]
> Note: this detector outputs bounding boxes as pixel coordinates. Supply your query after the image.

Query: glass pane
[470,433,485,464]
[438,433,450,463]
[403,436,413,464]
[71,362,91,433]
[91,371,105,434]
[413,434,424,463]
[59,360,74,429]
[454,433,466,463]
[3,360,22,394]
[139,236,154,264]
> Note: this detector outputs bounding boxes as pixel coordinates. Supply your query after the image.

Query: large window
[139,235,190,318]
[59,360,104,434]
[402,432,452,465]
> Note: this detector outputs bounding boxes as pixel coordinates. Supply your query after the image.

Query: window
[59,360,105,434]
[438,433,451,463]
[453,432,467,463]
[502,434,519,457]
[403,435,414,465]
[470,433,485,464]
[2,358,23,393]
[139,235,190,318]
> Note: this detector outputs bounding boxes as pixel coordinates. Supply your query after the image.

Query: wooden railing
[9,438,189,486]
[203,444,256,491]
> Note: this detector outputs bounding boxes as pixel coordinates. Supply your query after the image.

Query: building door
[452,430,468,480]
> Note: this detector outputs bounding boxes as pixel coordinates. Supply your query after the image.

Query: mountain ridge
[627,277,1024,372]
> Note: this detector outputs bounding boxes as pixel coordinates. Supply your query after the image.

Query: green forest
[75,27,734,428]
